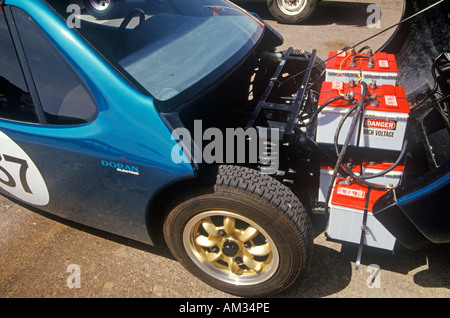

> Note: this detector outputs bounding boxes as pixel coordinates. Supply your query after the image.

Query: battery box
[361,161,404,187]
[325,50,362,83]
[325,50,398,86]
[327,178,396,250]
[316,81,362,146]
[316,81,409,151]
[361,52,398,86]
[359,84,410,151]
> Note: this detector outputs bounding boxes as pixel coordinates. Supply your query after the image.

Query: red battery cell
[327,178,396,250]
[361,52,399,86]
[359,85,410,151]
[316,81,363,146]
[361,161,404,187]
[325,50,362,83]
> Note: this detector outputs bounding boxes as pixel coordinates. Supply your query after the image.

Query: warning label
[363,118,397,138]
[364,119,397,130]
[363,128,396,138]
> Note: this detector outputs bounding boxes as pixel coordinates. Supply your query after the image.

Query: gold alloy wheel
[183,211,279,285]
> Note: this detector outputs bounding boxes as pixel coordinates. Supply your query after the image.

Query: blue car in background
[0,0,448,296]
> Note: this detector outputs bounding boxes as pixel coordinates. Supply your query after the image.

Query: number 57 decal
[0,130,49,206]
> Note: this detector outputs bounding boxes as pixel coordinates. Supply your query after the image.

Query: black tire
[163,165,313,297]
[267,0,319,24]
[83,0,126,20]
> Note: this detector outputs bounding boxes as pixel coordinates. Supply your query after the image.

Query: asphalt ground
[1,0,449,301]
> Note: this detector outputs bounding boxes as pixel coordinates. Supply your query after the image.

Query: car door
[0,3,194,244]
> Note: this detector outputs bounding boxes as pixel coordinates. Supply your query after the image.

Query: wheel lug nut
[244,241,252,248]
[218,230,227,237]
[211,246,220,253]
[235,257,243,264]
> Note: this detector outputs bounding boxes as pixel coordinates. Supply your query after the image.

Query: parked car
[81,0,126,19]
[0,0,448,296]
[80,0,320,24]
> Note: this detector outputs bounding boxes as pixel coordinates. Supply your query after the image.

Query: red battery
[325,50,362,83]
[361,161,404,187]
[361,52,398,86]
[359,84,410,151]
[316,81,363,146]
[325,50,398,86]
[327,178,396,250]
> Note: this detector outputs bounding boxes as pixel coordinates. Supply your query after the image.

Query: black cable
[332,98,409,187]
[338,140,409,189]
[351,55,373,60]
[324,82,369,215]
[331,94,395,189]
[410,54,441,111]
[278,0,447,87]
[300,95,346,127]
[358,46,371,53]
[359,139,408,180]
[333,102,361,155]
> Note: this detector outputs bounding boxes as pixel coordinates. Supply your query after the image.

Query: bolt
[211,246,220,253]
[218,230,227,237]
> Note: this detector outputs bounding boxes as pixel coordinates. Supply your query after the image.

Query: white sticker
[332,81,344,90]
[379,60,389,68]
[337,50,346,57]
[384,95,398,107]
[0,130,49,206]
[337,186,366,199]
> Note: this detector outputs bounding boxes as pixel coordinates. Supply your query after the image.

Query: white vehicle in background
[80,0,320,23]
[79,0,126,19]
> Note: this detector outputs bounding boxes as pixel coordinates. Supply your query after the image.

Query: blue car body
[0,0,196,245]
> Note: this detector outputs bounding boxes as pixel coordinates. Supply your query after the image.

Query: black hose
[359,139,408,180]
[301,96,347,127]
[331,83,409,189]
[324,82,369,215]
[351,55,373,60]
[333,102,361,155]
[358,46,371,53]
[338,143,408,190]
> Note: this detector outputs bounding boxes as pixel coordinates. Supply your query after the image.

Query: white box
[327,204,396,251]
[361,161,404,187]
[361,52,398,86]
[326,178,396,251]
[316,81,363,146]
[359,85,410,151]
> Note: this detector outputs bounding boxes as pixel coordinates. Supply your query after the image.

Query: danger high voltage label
[363,118,397,138]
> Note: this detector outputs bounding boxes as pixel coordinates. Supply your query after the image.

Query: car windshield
[45,0,264,109]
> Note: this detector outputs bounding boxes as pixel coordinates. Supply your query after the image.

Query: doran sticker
[0,130,49,206]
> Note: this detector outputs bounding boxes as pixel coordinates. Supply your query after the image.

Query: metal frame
[246,47,317,141]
